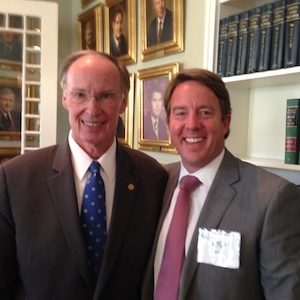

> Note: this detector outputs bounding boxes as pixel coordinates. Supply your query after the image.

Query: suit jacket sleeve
[259,182,300,299]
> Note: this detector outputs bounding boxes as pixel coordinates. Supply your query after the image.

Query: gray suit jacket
[142,149,300,299]
[0,138,168,299]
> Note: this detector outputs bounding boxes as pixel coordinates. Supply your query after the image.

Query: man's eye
[174,111,185,117]
[101,93,111,99]
[74,92,86,98]
[201,110,212,116]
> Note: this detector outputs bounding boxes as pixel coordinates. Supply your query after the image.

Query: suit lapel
[47,138,94,291]
[179,150,240,300]
[94,143,140,295]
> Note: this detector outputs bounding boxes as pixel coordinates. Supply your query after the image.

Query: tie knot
[180,175,201,193]
[89,161,100,173]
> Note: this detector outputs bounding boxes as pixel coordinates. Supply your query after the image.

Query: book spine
[247,7,261,73]
[258,3,273,71]
[284,0,300,67]
[226,14,239,76]
[217,18,228,77]
[236,11,249,75]
[285,98,300,164]
[271,0,286,69]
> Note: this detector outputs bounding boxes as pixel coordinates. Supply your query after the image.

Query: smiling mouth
[83,120,102,127]
[185,137,204,143]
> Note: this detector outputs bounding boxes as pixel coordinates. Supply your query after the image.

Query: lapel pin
[128,184,135,191]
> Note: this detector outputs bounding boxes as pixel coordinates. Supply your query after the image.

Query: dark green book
[258,3,273,71]
[271,0,286,69]
[226,14,239,76]
[236,11,249,75]
[247,7,261,73]
[285,98,300,164]
[217,18,228,77]
[284,0,300,68]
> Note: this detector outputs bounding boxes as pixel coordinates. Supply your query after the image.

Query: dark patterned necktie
[155,175,201,300]
[7,114,16,131]
[81,161,107,284]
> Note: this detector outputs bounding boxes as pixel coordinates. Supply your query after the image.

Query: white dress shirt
[68,130,116,231]
[154,149,225,287]
[157,11,166,34]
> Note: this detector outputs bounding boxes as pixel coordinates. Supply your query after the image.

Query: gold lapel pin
[128,184,135,191]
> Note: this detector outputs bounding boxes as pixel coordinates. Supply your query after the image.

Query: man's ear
[62,90,68,110]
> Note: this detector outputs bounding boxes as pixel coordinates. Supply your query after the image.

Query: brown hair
[164,68,231,138]
[112,5,124,23]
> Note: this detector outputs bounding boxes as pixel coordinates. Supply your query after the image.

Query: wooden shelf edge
[240,157,300,171]
[222,67,300,88]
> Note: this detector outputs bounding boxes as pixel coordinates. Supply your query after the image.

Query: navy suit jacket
[142,149,300,299]
[148,9,173,47]
[0,138,168,299]
[0,110,21,131]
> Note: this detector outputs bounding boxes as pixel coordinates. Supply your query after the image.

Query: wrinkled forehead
[66,55,122,90]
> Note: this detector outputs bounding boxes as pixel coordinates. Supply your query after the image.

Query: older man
[0,51,168,299]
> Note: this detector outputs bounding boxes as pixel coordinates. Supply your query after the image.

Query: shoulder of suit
[120,144,166,170]
[1,143,59,173]
[164,161,180,174]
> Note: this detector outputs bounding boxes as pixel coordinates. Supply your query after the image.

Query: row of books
[285,98,300,164]
[217,0,300,78]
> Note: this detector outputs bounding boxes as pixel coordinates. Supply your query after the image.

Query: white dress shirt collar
[157,10,166,25]
[68,130,116,183]
[178,148,225,188]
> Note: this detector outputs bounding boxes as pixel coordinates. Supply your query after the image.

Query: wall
[22,0,300,184]
[67,0,207,165]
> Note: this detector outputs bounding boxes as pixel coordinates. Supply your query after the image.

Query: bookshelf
[209,0,300,172]
[1,1,58,162]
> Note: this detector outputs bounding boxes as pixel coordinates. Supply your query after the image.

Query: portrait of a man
[0,87,21,132]
[0,31,23,62]
[82,19,96,50]
[110,5,128,57]
[143,78,169,141]
[147,0,173,47]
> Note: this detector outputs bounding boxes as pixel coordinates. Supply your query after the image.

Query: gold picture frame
[0,59,22,164]
[141,0,184,61]
[78,4,103,51]
[81,0,93,8]
[104,0,136,65]
[137,62,179,153]
[117,73,135,148]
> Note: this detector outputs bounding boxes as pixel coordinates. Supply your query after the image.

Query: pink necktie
[155,175,201,300]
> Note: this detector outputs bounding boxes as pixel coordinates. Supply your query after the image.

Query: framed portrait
[137,62,179,153]
[0,59,22,164]
[104,0,136,65]
[141,0,184,61]
[116,73,135,148]
[78,4,103,51]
